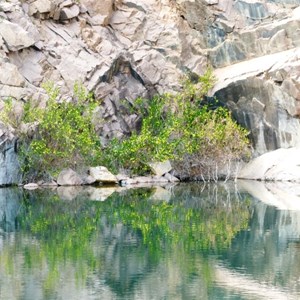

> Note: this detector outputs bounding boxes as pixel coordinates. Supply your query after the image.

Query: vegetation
[0,69,249,181]
[0,82,100,181]
[102,70,250,179]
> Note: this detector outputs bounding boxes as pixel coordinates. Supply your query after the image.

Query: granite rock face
[212,48,300,155]
[238,147,300,181]
[0,124,21,186]
[0,0,300,183]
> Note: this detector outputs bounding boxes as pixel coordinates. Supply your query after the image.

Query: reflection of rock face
[2,183,300,298]
[219,181,300,296]
[0,183,247,299]
[0,188,23,231]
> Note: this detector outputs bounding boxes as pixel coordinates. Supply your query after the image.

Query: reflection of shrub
[107,187,250,252]
[103,70,249,178]
[4,186,250,296]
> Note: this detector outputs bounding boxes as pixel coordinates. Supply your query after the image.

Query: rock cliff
[0,0,300,183]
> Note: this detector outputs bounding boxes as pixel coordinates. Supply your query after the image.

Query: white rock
[89,166,117,183]
[23,183,39,190]
[0,62,25,87]
[238,147,300,182]
[81,174,96,185]
[148,160,172,177]
[163,172,180,182]
[57,168,83,186]
[29,0,52,15]
[0,20,35,51]
[204,0,218,4]
[80,0,114,25]
[60,5,80,20]
[151,176,169,183]
[39,180,58,187]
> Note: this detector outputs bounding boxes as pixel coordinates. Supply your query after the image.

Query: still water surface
[0,182,299,300]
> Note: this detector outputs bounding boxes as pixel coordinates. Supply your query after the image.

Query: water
[0,181,299,299]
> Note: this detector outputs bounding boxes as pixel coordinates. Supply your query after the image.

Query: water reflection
[0,182,298,299]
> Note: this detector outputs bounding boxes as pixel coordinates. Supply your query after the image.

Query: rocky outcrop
[238,147,300,181]
[0,124,21,186]
[0,0,202,144]
[206,3,300,155]
[0,0,300,177]
[211,48,300,155]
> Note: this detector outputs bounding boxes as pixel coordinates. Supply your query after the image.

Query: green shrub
[103,69,250,178]
[1,82,101,181]
[0,70,249,181]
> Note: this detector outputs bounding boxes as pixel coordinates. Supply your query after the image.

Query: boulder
[0,20,35,51]
[238,147,300,182]
[151,176,169,183]
[163,172,180,183]
[39,180,58,187]
[59,5,80,21]
[57,168,83,186]
[89,166,117,183]
[0,62,25,87]
[148,160,172,177]
[29,0,52,16]
[24,183,39,190]
[81,174,96,185]
[80,0,115,25]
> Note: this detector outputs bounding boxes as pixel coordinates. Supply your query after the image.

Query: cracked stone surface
[0,0,300,183]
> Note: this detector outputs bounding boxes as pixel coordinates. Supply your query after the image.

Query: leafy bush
[103,69,250,178]
[25,82,101,179]
[0,69,249,181]
[1,82,101,181]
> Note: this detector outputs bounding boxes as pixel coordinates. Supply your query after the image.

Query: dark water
[0,182,299,300]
